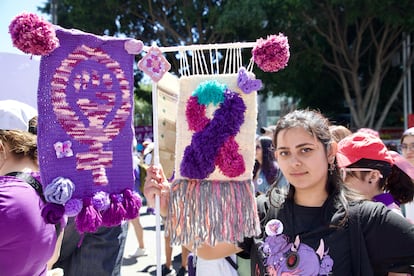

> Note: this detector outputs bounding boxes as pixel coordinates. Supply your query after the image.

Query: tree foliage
[39,0,414,129]
[261,0,414,129]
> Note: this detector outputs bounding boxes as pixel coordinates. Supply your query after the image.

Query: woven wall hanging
[163,46,263,248]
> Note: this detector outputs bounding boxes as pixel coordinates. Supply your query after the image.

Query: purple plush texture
[65,198,83,217]
[101,193,127,227]
[122,189,142,219]
[75,198,102,233]
[37,27,138,232]
[41,202,65,224]
[181,89,246,179]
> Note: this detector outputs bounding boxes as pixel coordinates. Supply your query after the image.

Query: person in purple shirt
[0,100,62,276]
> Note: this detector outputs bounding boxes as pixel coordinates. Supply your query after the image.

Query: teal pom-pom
[193,80,226,106]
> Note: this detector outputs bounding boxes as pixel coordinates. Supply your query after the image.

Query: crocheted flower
[8,12,59,56]
[42,203,65,224]
[92,191,110,211]
[64,198,83,217]
[44,177,75,205]
[138,46,171,82]
[237,67,263,94]
[252,33,290,72]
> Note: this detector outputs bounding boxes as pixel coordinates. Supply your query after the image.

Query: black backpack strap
[225,256,238,270]
[5,171,61,235]
[5,171,46,202]
[348,203,375,276]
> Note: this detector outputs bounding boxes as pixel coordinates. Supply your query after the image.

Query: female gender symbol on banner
[50,44,131,186]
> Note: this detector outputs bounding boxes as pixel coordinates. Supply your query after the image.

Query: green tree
[39,0,414,130]
[260,0,414,129]
[39,0,264,73]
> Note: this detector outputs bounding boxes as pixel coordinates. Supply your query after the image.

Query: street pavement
[121,206,185,276]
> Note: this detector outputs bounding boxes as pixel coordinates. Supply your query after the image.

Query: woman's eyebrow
[276,142,314,150]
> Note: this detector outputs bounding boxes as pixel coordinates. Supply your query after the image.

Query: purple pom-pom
[75,198,102,233]
[252,33,290,72]
[8,12,59,55]
[41,202,65,224]
[101,193,127,227]
[122,189,142,219]
[65,198,83,217]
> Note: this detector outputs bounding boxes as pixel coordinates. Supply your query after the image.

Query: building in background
[257,94,296,132]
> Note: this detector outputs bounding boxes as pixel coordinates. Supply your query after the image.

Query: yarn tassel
[101,193,127,227]
[188,253,197,276]
[122,188,142,219]
[75,197,102,233]
[167,179,261,249]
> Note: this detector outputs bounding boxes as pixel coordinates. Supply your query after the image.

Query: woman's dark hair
[387,166,414,204]
[253,136,279,185]
[272,109,364,224]
[28,116,37,135]
[351,158,414,204]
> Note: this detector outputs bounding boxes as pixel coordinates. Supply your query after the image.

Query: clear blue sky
[0,0,49,54]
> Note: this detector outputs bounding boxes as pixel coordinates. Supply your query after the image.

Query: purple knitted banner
[37,27,141,233]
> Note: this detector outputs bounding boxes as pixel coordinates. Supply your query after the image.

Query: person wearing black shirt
[144,109,414,275]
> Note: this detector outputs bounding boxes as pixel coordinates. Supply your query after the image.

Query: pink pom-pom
[8,12,59,56]
[252,33,290,72]
[75,198,102,233]
[124,39,144,54]
[122,189,142,219]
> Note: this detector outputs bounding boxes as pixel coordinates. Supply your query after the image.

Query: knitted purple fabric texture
[37,27,140,232]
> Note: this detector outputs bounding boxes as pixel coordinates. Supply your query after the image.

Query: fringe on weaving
[166,179,261,249]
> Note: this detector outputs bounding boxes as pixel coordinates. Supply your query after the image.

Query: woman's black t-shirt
[240,195,414,275]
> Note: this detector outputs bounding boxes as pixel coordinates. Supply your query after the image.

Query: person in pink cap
[336,131,414,216]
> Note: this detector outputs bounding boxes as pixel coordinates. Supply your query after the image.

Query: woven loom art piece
[36,27,142,233]
[167,68,262,248]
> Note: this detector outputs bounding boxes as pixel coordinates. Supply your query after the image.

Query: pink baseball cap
[337,132,414,179]
[336,132,393,168]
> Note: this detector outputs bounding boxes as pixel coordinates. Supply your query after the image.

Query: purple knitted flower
[252,33,290,72]
[65,198,83,217]
[8,12,59,55]
[92,191,110,211]
[42,202,65,224]
[44,177,75,204]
